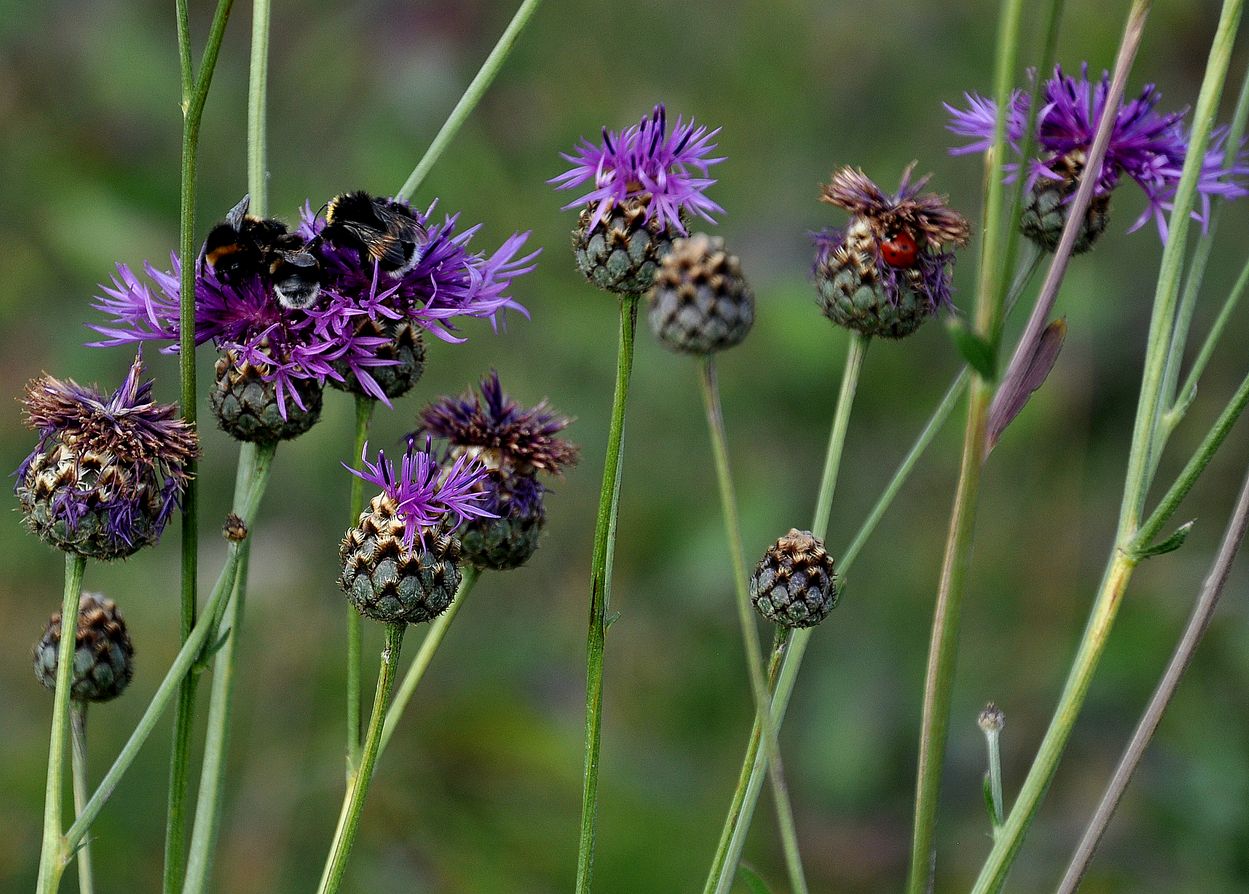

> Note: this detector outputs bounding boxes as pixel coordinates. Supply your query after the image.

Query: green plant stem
[575,295,639,894]
[316,624,406,894]
[1133,369,1249,553]
[982,721,1004,830]
[972,4,1242,889]
[704,331,868,894]
[61,457,272,865]
[396,0,543,201]
[182,442,277,894]
[345,395,375,776]
[35,553,87,894]
[698,357,808,894]
[167,2,236,890]
[69,705,94,894]
[378,565,481,757]
[1059,461,1249,894]
[245,0,270,215]
[1172,252,1249,419]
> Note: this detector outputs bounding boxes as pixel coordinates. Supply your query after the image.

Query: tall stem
[167,2,236,890]
[703,331,868,894]
[378,565,481,757]
[698,357,807,894]
[182,442,277,894]
[35,553,87,894]
[971,3,1242,888]
[316,624,406,894]
[69,705,95,894]
[396,0,544,201]
[345,396,375,776]
[1058,462,1249,894]
[575,295,639,894]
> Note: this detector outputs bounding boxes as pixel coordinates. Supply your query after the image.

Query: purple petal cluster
[90,200,537,411]
[346,442,496,551]
[17,353,199,546]
[551,104,724,234]
[946,64,1249,239]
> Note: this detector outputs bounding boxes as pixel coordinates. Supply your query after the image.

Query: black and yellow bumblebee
[203,195,322,310]
[320,191,428,278]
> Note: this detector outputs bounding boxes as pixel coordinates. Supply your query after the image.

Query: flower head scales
[551,104,725,234]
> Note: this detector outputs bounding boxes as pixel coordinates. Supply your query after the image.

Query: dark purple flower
[89,199,538,410]
[16,353,199,557]
[946,64,1249,239]
[345,441,495,551]
[551,104,724,234]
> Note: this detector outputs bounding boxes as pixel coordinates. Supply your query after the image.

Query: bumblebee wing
[225,194,251,231]
[368,232,414,269]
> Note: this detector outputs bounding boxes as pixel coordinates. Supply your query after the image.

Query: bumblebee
[203,195,322,310]
[320,191,428,277]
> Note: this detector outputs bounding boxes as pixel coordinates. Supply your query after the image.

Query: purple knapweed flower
[552,105,726,295]
[813,165,971,339]
[345,441,495,552]
[15,352,199,560]
[89,199,537,410]
[415,372,578,570]
[552,103,725,234]
[946,64,1249,242]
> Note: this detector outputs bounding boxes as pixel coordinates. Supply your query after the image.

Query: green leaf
[1134,520,1196,560]
[983,772,1000,829]
[737,864,777,894]
[947,321,998,380]
[604,610,622,629]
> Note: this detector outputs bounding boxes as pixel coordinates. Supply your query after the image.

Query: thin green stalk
[1132,369,1249,554]
[182,442,277,894]
[704,331,868,894]
[245,0,270,215]
[698,357,807,894]
[575,295,639,894]
[1169,252,1249,427]
[1157,64,1249,427]
[1059,461,1249,894]
[346,396,375,776]
[167,2,236,889]
[973,4,1242,889]
[396,0,543,201]
[378,565,481,757]
[1118,0,1239,537]
[62,455,272,862]
[35,553,87,894]
[69,705,95,894]
[316,624,406,894]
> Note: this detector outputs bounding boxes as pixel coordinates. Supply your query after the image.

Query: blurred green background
[3,1,1249,891]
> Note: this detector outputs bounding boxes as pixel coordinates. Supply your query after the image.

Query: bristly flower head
[812,165,971,336]
[946,64,1249,240]
[89,199,537,410]
[16,353,199,559]
[551,104,724,234]
[345,441,495,551]
[416,372,579,477]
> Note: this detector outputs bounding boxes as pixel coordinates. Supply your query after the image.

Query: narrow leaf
[604,610,622,629]
[1135,520,1196,560]
[737,864,777,894]
[948,321,998,381]
[986,318,1067,451]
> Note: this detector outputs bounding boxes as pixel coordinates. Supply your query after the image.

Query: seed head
[33,592,135,702]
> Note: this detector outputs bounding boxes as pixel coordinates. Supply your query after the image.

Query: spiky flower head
[813,165,970,338]
[416,374,578,570]
[553,105,725,295]
[90,200,537,411]
[946,64,1249,242]
[15,353,198,560]
[648,233,755,354]
[340,442,494,623]
[552,104,724,235]
[34,592,134,702]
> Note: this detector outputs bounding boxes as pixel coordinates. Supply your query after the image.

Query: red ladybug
[879,229,919,268]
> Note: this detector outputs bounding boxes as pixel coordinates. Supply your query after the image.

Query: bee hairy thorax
[322,191,428,279]
[203,195,322,310]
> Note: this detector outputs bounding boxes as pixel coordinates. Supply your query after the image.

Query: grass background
[2,0,1248,890]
